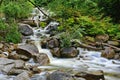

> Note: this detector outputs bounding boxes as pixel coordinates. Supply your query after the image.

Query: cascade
[29,8,120,80]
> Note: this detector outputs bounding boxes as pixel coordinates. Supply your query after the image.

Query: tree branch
[28,0,54,21]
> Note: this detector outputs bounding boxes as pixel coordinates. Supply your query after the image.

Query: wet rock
[14,71,31,80]
[50,48,61,57]
[107,41,119,46]
[15,44,39,60]
[95,34,109,42]
[31,72,49,80]
[101,47,116,59]
[41,40,48,48]
[28,66,41,74]
[48,38,60,49]
[18,23,33,36]
[33,53,50,65]
[48,71,74,80]
[75,70,105,80]
[61,47,79,58]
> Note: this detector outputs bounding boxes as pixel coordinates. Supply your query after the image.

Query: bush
[3,1,32,20]
[0,19,21,43]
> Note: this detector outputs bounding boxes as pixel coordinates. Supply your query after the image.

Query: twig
[28,0,54,21]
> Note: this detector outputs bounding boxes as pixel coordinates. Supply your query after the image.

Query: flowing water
[28,8,120,80]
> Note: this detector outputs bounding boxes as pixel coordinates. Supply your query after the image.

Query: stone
[2,63,15,73]
[107,41,119,46]
[33,53,49,66]
[8,69,28,75]
[50,48,61,57]
[0,43,3,49]
[14,71,31,80]
[15,44,39,60]
[0,58,14,65]
[75,70,105,80]
[14,60,25,68]
[48,38,60,49]
[95,34,109,42]
[48,71,74,80]
[18,23,33,36]
[101,47,116,59]
[61,47,79,58]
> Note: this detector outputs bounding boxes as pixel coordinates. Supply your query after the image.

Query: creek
[25,8,120,80]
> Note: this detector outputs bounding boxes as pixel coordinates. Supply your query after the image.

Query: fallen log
[71,39,102,51]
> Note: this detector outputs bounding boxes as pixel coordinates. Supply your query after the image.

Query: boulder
[18,23,33,36]
[2,63,15,73]
[14,71,31,80]
[48,71,74,80]
[61,47,79,58]
[107,41,119,46]
[15,44,39,60]
[48,38,60,49]
[101,47,116,59]
[33,53,50,66]
[75,70,105,80]
[95,34,109,42]
[14,60,25,68]
[0,43,3,49]
[50,48,61,57]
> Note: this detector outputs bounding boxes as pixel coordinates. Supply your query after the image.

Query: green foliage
[0,19,21,43]
[3,0,32,20]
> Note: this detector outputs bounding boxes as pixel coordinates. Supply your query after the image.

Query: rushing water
[28,8,120,80]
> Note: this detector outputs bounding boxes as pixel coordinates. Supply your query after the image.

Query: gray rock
[14,60,25,68]
[33,53,49,66]
[2,63,15,73]
[15,44,39,60]
[61,47,79,58]
[0,58,14,65]
[14,71,30,80]
[18,23,33,36]
[48,71,74,80]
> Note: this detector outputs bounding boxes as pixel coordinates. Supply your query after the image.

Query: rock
[2,63,15,73]
[48,71,74,80]
[101,47,116,59]
[0,43,3,49]
[84,36,95,42]
[45,21,59,32]
[107,41,119,46]
[14,71,31,80]
[50,48,61,57]
[18,23,33,36]
[15,44,39,60]
[95,34,109,42]
[0,58,14,65]
[75,70,105,80]
[8,69,28,75]
[14,60,25,68]
[31,72,49,80]
[29,66,41,74]
[48,38,60,49]
[33,53,49,65]
[61,47,79,58]
[114,54,120,60]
